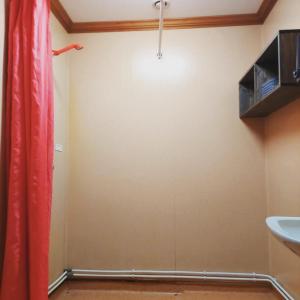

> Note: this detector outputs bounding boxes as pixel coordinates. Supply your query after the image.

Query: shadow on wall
[265,98,300,138]
[242,98,300,145]
[242,118,265,144]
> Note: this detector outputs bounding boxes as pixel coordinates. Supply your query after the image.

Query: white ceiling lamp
[153,0,169,59]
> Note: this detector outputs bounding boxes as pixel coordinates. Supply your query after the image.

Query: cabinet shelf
[239,30,300,118]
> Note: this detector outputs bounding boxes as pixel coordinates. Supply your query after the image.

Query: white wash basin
[266,216,300,256]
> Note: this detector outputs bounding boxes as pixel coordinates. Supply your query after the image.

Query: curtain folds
[0,0,54,299]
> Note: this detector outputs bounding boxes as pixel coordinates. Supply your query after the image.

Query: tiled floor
[50,280,282,300]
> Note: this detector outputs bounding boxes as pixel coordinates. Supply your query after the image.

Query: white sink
[266,216,300,256]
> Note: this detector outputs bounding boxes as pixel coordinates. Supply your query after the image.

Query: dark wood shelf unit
[239,67,255,116]
[239,30,300,118]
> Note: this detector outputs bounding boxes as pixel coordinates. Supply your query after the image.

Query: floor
[50,280,282,300]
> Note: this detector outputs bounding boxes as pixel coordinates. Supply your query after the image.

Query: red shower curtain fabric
[0,0,54,299]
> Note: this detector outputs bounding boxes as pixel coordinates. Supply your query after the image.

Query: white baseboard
[69,269,294,300]
[48,270,69,295]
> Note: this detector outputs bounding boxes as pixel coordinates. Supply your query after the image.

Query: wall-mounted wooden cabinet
[239,30,300,118]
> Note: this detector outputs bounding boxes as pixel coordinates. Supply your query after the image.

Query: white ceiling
[60,0,264,22]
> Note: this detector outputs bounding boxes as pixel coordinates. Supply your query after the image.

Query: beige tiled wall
[66,26,268,273]
[262,1,300,298]
[265,100,300,299]
[49,15,70,283]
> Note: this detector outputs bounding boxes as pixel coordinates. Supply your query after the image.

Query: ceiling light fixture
[153,0,169,59]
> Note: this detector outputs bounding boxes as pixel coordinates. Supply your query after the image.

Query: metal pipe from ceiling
[157,0,164,59]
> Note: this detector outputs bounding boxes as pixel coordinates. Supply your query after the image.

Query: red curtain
[0,0,54,299]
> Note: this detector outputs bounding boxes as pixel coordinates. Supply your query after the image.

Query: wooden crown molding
[51,0,277,33]
[51,0,72,33]
[71,14,260,33]
[257,0,278,22]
